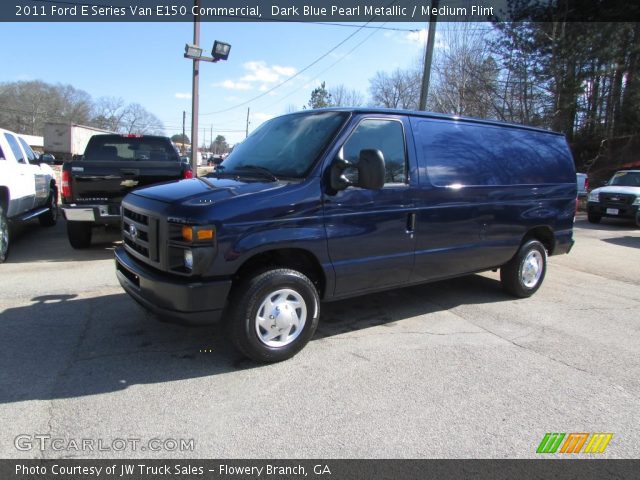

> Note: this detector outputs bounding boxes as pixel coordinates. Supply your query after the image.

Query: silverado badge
[121,179,139,187]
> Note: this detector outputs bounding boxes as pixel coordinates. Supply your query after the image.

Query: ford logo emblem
[129,224,138,240]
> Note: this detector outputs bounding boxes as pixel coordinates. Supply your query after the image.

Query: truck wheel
[229,269,320,363]
[500,239,547,298]
[587,211,601,224]
[0,205,9,263]
[38,188,59,227]
[66,221,92,249]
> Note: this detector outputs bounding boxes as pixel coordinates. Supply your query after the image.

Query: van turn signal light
[181,226,214,242]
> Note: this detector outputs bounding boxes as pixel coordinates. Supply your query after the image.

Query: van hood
[591,185,640,195]
[130,176,289,205]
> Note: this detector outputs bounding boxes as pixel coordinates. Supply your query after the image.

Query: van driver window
[342,119,407,185]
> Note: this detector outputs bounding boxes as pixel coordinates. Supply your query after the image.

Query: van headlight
[633,196,640,206]
[168,223,217,275]
[184,249,194,270]
[588,191,600,202]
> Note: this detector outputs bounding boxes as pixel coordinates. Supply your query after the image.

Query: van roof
[299,108,565,136]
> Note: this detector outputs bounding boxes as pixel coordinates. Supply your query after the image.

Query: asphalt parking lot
[0,215,639,459]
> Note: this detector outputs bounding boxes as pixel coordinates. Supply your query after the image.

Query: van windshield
[222,111,348,178]
[608,171,640,187]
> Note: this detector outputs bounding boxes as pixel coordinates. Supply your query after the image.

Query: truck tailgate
[70,161,184,204]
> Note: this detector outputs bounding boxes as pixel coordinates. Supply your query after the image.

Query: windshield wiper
[206,165,237,179]
[228,165,278,181]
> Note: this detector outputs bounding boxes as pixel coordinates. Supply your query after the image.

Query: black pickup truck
[61,134,192,248]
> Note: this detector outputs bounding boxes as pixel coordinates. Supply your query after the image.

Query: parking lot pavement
[0,216,639,459]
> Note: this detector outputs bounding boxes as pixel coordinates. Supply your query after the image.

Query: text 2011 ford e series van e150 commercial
[114,109,576,362]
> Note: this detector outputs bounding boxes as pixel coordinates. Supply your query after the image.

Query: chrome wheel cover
[520,250,544,288]
[255,289,307,347]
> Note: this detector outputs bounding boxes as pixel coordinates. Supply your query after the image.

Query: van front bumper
[114,247,231,325]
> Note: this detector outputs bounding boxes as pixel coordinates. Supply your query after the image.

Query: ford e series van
[115,109,576,362]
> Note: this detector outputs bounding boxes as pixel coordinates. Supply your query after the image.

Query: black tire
[38,188,58,227]
[0,204,9,263]
[66,221,92,249]
[229,268,320,363]
[500,239,547,298]
[587,211,602,224]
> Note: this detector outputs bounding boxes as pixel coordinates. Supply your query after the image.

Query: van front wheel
[500,240,547,298]
[229,269,320,363]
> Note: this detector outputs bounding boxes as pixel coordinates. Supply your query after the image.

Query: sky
[0,20,435,145]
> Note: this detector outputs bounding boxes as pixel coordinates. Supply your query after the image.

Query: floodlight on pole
[184,44,203,60]
[184,3,231,176]
[212,41,231,61]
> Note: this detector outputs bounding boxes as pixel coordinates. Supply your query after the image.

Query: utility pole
[190,0,200,175]
[210,124,213,153]
[419,0,439,111]
[245,107,250,138]
[181,110,186,155]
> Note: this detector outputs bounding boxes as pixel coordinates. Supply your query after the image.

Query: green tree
[171,133,190,144]
[307,81,332,109]
[210,135,229,155]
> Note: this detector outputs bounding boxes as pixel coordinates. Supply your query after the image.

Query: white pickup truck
[0,127,59,262]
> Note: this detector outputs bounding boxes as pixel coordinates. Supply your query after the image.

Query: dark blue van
[115,109,576,362]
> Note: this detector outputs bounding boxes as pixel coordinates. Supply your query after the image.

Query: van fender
[223,226,335,297]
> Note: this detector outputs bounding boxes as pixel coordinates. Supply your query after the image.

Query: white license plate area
[63,208,95,221]
[606,208,619,215]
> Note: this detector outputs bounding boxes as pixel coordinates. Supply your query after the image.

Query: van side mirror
[330,149,385,191]
[357,149,385,190]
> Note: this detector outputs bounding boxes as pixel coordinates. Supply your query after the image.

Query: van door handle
[406,212,417,233]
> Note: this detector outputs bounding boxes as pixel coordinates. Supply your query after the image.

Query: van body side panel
[211,181,333,283]
[410,118,575,282]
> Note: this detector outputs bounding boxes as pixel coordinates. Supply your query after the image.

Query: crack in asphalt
[322,330,487,340]
[553,262,640,288]
[73,347,199,363]
[42,296,95,459]
[425,300,640,402]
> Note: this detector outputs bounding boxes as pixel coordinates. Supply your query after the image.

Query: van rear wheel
[229,268,320,363]
[500,239,547,298]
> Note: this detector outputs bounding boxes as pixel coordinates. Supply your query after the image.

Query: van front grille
[122,204,159,263]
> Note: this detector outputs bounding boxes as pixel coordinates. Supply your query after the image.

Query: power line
[198,28,368,115]
[311,22,418,32]
[259,23,389,111]
[199,0,401,115]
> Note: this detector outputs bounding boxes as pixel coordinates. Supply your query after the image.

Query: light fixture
[212,41,231,61]
[184,43,203,59]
